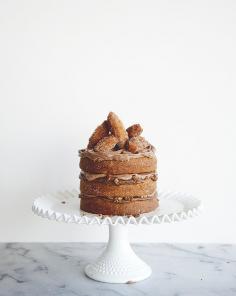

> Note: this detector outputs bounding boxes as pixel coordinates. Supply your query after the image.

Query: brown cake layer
[80,178,156,197]
[80,193,158,216]
[80,156,156,174]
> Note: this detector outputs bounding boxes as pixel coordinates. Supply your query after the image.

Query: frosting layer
[80,171,157,184]
[79,192,157,204]
[79,147,156,162]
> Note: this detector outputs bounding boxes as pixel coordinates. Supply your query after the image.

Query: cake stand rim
[32,189,202,225]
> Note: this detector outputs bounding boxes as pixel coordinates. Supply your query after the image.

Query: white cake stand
[32,189,201,284]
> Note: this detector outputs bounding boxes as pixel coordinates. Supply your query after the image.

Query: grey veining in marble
[0,243,235,296]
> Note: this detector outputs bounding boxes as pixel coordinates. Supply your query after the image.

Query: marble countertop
[0,243,235,296]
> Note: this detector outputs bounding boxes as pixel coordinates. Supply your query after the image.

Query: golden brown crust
[127,136,151,153]
[80,178,156,197]
[126,124,143,138]
[107,112,128,147]
[94,135,118,152]
[80,156,157,174]
[80,195,158,216]
[126,141,138,154]
[87,120,109,149]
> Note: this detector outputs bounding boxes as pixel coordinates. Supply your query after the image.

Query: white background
[0,0,235,243]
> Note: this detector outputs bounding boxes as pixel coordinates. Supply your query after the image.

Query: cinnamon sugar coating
[127,136,151,153]
[107,112,128,147]
[94,135,118,152]
[87,120,109,149]
[126,124,143,138]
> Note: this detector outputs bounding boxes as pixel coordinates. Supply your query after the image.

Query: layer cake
[79,112,158,216]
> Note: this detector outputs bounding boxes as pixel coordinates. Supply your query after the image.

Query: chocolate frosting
[79,147,156,162]
[80,171,157,184]
[79,192,157,203]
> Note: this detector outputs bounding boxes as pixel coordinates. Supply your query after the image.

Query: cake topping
[126,136,151,153]
[126,124,143,138]
[94,135,118,152]
[85,112,154,157]
[87,120,109,149]
[107,112,128,148]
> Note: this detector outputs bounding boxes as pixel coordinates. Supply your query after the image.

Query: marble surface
[0,242,235,296]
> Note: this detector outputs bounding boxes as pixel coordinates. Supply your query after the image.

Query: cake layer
[80,178,156,197]
[80,193,158,216]
[80,156,156,174]
[79,148,156,174]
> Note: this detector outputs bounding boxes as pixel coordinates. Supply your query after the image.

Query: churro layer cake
[79,112,158,216]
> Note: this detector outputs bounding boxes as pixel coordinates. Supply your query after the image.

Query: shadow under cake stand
[32,190,201,284]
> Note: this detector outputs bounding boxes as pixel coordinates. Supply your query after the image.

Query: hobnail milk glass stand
[32,189,201,283]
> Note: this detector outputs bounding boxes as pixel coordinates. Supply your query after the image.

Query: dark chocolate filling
[79,192,157,203]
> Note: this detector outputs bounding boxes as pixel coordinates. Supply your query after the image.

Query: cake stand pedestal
[85,223,151,283]
[32,190,201,284]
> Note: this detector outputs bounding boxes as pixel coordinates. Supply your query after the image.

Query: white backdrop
[0,0,235,243]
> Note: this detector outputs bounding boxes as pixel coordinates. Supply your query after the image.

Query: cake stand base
[85,224,151,283]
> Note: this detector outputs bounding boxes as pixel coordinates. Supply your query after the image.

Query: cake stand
[32,189,201,283]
